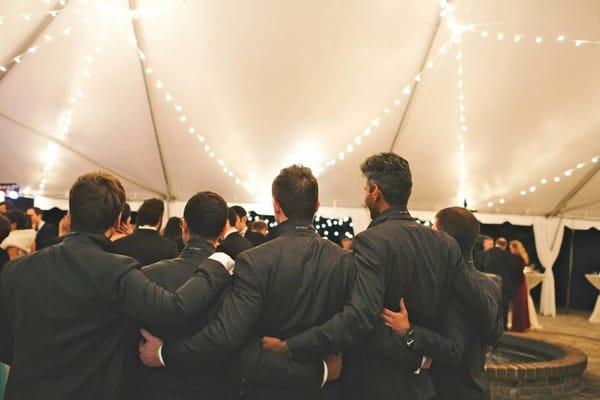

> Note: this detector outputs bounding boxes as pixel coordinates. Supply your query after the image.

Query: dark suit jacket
[0,232,232,400]
[113,228,178,267]
[217,231,252,260]
[35,222,57,250]
[483,248,513,296]
[283,207,497,400]
[162,220,355,400]
[244,231,267,247]
[141,238,230,400]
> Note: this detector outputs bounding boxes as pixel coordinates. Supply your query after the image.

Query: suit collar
[64,231,114,252]
[368,206,413,228]
[277,219,317,236]
[181,237,215,257]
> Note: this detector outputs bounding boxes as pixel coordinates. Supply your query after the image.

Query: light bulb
[499,198,505,204]
[513,35,521,43]
[554,176,560,183]
[535,36,543,44]
[481,31,489,38]
[557,35,566,42]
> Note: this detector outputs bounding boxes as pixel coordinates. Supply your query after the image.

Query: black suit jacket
[244,231,267,247]
[35,222,57,250]
[113,228,178,267]
[483,248,513,295]
[283,207,498,400]
[140,238,230,400]
[162,220,355,400]
[217,231,252,260]
[0,232,232,400]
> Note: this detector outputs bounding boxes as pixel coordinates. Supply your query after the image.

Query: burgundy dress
[510,254,530,332]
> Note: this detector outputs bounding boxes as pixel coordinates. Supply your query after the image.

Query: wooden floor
[512,311,600,399]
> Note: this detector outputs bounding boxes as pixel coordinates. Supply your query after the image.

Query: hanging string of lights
[469,27,600,48]
[454,38,473,207]
[29,20,108,198]
[127,38,256,197]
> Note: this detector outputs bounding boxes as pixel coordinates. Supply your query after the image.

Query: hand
[422,356,432,370]
[261,336,289,357]
[139,329,164,368]
[381,298,411,336]
[325,353,343,382]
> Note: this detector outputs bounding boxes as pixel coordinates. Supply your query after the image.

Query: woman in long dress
[509,240,530,332]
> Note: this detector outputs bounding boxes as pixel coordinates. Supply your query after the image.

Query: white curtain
[533,217,566,317]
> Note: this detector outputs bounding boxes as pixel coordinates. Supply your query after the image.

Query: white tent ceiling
[1,0,599,222]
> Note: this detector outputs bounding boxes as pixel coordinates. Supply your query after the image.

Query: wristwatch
[403,325,415,349]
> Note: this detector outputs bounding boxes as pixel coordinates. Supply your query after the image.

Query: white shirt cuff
[321,360,328,388]
[158,344,166,367]
[414,356,427,375]
[208,252,235,275]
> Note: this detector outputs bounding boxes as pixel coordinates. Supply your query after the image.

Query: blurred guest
[141,192,229,400]
[110,203,133,242]
[509,240,530,332]
[216,207,252,259]
[0,215,10,268]
[162,216,184,252]
[484,237,513,329]
[230,205,249,237]
[341,237,353,251]
[1,210,36,260]
[113,198,178,267]
[473,235,493,271]
[26,207,58,250]
[244,220,268,247]
[0,202,6,214]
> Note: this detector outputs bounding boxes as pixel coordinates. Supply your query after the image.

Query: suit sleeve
[237,338,324,391]
[286,233,386,362]
[451,244,500,344]
[162,253,264,368]
[110,258,232,329]
[0,273,12,364]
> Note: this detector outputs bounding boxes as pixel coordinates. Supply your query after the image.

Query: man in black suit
[0,215,10,269]
[484,237,513,329]
[0,171,234,400]
[140,191,230,400]
[113,198,178,267]
[139,165,353,399]
[259,153,498,400]
[216,207,252,259]
[244,220,268,247]
[26,207,58,250]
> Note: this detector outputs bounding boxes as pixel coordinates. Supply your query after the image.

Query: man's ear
[180,218,189,236]
[113,213,122,230]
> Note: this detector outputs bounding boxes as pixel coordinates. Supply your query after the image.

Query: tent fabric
[533,217,565,316]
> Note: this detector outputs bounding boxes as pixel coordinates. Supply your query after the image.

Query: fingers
[399,298,407,313]
[140,328,153,342]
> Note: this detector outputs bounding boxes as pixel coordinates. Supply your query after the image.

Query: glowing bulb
[204,144,210,152]
[28,47,38,53]
[497,33,504,41]
[535,36,543,44]
[592,157,599,163]
[174,104,183,112]
[188,127,195,134]
[363,127,371,136]
[155,80,163,89]
[487,202,494,208]
[557,35,566,42]
[520,190,527,196]
[554,176,560,183]
[179,116,187,122]
[577,163,585,169]
[564,169,572,177]
[513,35,521,43]
[529,186,536,193]
[196,135,205,142]
[209,152,215,158]
[217,159,224,166]
[403,86,411,95]
[481,31,489,38]
[541,178,547,184]
[415,74,422,82]
[575,40,585,47]
[384,108,390,114]
[165,93,172,102]
[426,61,434,69]
[499,198,506,204]
[145,68,153,74]
[370,118,380,127]
[44,35,53,42]
[338,152,345,160]
[394,99,401,106]
[22,14,32,21]
[346,144,353,153]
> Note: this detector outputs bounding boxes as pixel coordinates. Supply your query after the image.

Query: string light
[469,27,600,48]
[127,38,255,196]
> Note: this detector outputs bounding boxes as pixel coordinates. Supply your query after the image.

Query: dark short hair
[27,207,43,216]
[435,207,480,258]
[0,215,11,242]
[136,198,164,227]
[230,205,247,219]
[184,192,228,240]
[69,171,126,233]
[121,203,131,223]
[5,209,31,230]
[360,152,412,207]
[162,216,181,240]
[227,207,238,227]
[272,165,318,221]
[251,220,267,232]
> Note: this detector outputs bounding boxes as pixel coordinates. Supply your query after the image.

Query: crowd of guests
[0,152,505,400]
[473,236,531,332]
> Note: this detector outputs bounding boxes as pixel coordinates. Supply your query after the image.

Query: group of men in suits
[0,152,503,400]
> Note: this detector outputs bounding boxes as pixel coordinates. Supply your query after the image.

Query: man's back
[0,232,140,400]
[217,232,252,260]
[484,248,513,289]
[141,239,229,400]
[113,229,178,267]
[342,208,463,399]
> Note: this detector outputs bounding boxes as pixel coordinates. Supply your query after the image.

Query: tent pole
[560,199,600,214]
[127,0,173,213]
[565,229,575,314]
[547,162,600,217]
[389,5,445,151]
[0,109,168,199]
[0,1,72,84]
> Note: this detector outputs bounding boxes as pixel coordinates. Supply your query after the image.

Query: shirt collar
[368,206,413,228]
[277,219,316,236]
[181,237,215,257]
[37,221,45,231]
[223,227,238,239]
[64,231,114,252]
[138,225,158,231]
